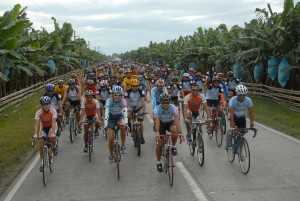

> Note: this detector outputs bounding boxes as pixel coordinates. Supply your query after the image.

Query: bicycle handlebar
[232,127,258,138]
[156,133,184,144]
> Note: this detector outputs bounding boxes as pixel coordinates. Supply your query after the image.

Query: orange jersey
[81,99,100,116]
[35,108,57,127]
[183,93,206,112]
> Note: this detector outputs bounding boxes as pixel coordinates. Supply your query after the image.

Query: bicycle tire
[74,117,77,137]
[49,148,53,173]
[136,124,141,157]
[189,129,196,156]
[220,114,227,135]
[168,147,174,187]
[115,143,120,180]
[69,116,74,143]
[226,130,235,163]
[164,145,168,174]
[88,131,92,162]
[197,133,205,166]
[132,125,137,147]
[215,119,223,147]
[238,138,251,174]
[200,108,205,119]
[43,146,48,186]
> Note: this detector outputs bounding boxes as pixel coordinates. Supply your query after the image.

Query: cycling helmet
[86,79,94,86]
[227,71,234,77]
[236,85,248,95]
[89,73,95,78]
[45,83,55,91]
[137,75,144,81]
[195,72,202,77]
[131,79,140,86]
[68,79,75,85]
[97,74,104,79]
[125,69,132,73]
[161,68,166,72]
[171,77,178,82]
[57,79,63,84]
[40,96,51,105]
[113,86,123,94]
[212,76,220,82]
[159,93,171,101]
[156,79,165,86]
[189,68,195,73]
[99,80,107,87]
[217,72,224,77]
[183,73,190,77]
[71,73,77,78]
[84,90,94,97]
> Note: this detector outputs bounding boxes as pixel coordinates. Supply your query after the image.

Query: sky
[0,0,291,55]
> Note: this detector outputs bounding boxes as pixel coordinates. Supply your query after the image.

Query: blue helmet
[45,83,55,91]
[113,86,123,94]
[40,96,51,105]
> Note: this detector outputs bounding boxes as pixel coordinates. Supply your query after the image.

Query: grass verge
[250,95,300,139]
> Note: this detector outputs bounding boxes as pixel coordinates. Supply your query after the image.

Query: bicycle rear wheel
[238,138,250,174]
[69,116,74,143]
[42,146,48,186]
[168,148,174,187]
[189,129,196,156]
[115,143,120,180]
[226,130,235,163]
[215,119,223,147]
[197,133,205,166]
[208,122,213,139]
[135,125,141,157]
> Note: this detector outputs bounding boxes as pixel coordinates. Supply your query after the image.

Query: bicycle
[226,127,257,174]
[69,105,80,143]
[32,135,58,186]
[207,106,224,147]
[110,123,128,180]
[81,120,97,162]
[130,107,143,157]
[157,133,182,187]
[61,105,67,128]
[188,117,207,166]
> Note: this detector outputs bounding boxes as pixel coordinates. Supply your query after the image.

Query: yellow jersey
[123,77,132,90]
[55,85,66,97]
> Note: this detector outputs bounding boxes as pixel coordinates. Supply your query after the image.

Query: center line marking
[176,162,208,201]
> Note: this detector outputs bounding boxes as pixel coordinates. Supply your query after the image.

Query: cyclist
[78,90,102,152]
[151,79,167,109]
[62,79,83,131]
[33,96,57,172]
[71,72,81,87]
[44,83,63,136]
[194,73,205,92]
[55,79,66,98]
[84,79,99,99]
[104,86,128,164]
[154,93,184,172]
[98,80,112,121]
[183,84,211,142]
[226,71,240,99]
[124,79,147,144]
[122,69,132,90]
[167,77,184,108]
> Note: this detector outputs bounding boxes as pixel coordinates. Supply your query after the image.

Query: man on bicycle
[183,84,211,142]
[33,96,57,172]
[154,93,184,172]
[104,86,128,164]
[78,90,102,152]
[124,79,147,144]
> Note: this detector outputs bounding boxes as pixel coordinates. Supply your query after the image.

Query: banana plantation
[0,4,107,97]
[120,0,300,90]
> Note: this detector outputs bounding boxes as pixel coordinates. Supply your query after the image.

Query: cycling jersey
[124,88,145,107]
[168,83,182,97]
[229,96,253,118]
[206,86,223,100]
[226,78,240,91]
[153,104,179,123]
[151,87,167,107]
[194,79,205,91]
[67,86,80,101]
[81,98,100,116]
[104,98,128,127]
[43,92,61,110]
[98,88,111,101]
[55,85,66,97]
[35,108,57,127]
[123,77,132,90]
[180,80,192,95]
[184,93,206,112]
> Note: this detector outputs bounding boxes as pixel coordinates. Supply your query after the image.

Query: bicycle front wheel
[115,143,120,180]
[135,125,141,157]
[69,116,74,143]
[238,138,251,174]
[88,131,92,162]
[215,119,223,147]
[42,146,48,186]
[168,148,174,187]
[197,133,205,166]
[189,129,196,156]
[226,130,235,163]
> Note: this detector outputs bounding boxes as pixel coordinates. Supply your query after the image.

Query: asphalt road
[1,101,300,201]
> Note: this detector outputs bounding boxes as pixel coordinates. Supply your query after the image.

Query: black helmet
[227,71,234,77]
[212,76,220,82]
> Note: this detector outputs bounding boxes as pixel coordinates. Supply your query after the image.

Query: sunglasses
[238,94,246,97]
[114,94,122,97]
[161,101,170,104]
[192,89,199,91]
[47,90,54,92]
[101,86,107,88]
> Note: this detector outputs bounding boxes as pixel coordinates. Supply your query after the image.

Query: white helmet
[183,73,190,77]
[99,80,107,87]
[236,84,248,95]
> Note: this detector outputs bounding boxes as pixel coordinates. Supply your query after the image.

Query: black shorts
[159,121,175,135]
[42,126,52,135]
[234,116,246,129]
[206,99,220,107]
[68,99,80,108]
[171,96,179,106]
[100,100,106,106]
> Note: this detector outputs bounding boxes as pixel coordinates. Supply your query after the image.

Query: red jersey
[35,108,57,127]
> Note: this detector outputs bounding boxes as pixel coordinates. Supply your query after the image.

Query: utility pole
[73,31,80,40]
[87,41,90,49]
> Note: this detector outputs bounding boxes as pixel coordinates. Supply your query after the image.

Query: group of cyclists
[33,61,255,173]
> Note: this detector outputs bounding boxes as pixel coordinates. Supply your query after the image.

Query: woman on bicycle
[154,93,184,172]
[78,90,102,152]
[104,86,128,164]
[33,96,57,172]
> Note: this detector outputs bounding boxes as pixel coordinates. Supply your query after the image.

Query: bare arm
[248,106,254,126]
[34,119,39,135]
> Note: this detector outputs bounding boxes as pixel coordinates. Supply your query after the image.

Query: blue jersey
[153,104,179,123]
[151,87,167,107]
[206,86,223,100]
[104,98,128,127]
[229,96,253,118]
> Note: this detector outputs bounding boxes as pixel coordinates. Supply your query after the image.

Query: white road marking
[176,162,208,201]
[146,114,154,123]
[3,155,39,201]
